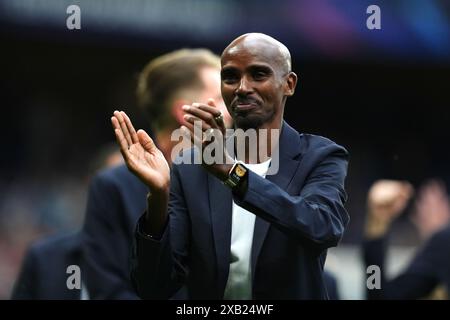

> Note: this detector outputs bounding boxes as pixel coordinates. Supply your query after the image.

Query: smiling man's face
[220,34,297,130]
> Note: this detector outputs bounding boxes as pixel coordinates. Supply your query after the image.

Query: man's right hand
[111,111,170,194]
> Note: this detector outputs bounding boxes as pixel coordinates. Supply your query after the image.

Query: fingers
[181,122,203,147]
[368,179,415,222]
[122,111,139,144]
[369,180,412,205]
[137,129,156,153]
[183,113,212,131]
[400,181,414,199]
[184,107,214,123]
[391,181,414,210]
[111,110,140,161]
[113,111,133,146]
[111,116,130,158]
[182,102,223,129]
[207,99,227,133]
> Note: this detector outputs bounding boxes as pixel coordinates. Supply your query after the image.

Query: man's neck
[235,118,282,164]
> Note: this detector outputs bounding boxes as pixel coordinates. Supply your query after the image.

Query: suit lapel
[208,121,302,295]
[251,122,302,281]
[208,173,233,298]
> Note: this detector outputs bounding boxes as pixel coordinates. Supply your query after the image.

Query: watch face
[235,164,246,177]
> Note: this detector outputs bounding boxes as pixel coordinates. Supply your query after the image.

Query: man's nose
[235,76,252,95]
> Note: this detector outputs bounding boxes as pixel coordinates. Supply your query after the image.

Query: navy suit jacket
[11,232,85,300]
[132,121,349,299]
[82,164,147,299]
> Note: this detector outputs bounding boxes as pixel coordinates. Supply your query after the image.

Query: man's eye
[253,71,268,80]
[222,74,239,83]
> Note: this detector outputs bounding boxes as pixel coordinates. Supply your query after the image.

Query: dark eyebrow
[221,66,238,74]
[248,65,273,73]
[221,64,274,74]
[248,63,272,69]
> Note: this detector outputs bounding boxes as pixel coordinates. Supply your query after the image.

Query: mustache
[231,96,261,107]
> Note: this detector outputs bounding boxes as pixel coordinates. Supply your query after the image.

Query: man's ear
[171,99,189,126]
[284,72,298,97]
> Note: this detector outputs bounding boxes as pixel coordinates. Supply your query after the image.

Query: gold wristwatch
[223,161,248,189]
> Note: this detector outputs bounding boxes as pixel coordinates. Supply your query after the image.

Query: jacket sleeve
[234,143,349,250]
[82,173,139,299]
[130,164,190,299]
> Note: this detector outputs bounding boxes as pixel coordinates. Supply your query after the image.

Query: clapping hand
[111,111,170,193]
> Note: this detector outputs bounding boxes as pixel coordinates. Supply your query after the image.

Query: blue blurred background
[0,0,449,299]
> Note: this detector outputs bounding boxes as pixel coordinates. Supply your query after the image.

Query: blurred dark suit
[82,164,147,299]
[11,232,85,300]
[363,225,450,299]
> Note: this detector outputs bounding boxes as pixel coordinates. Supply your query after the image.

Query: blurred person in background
[11,144,122,299]
[363,179,450,299]
[11,231,87,299]
[82,49,232,299]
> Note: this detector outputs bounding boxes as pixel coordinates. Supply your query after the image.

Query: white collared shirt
[223,159,271,300]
